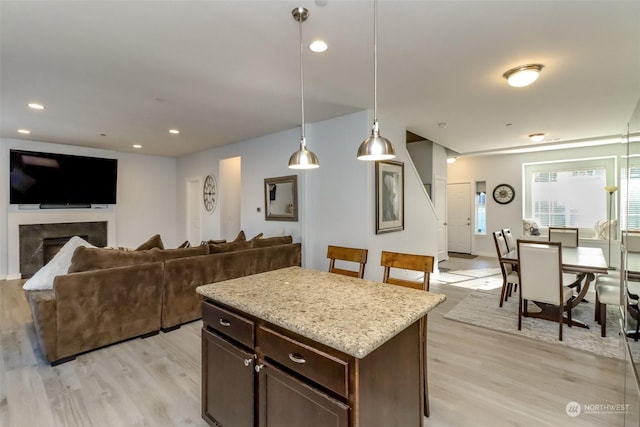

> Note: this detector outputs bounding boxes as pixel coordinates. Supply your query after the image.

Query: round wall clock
[203,174,218,214]
[493,184,515,204]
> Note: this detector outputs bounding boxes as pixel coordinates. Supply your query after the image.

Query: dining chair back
[548,227,579,248]
[623,231,640,253]
[380,251,434,291]
[493,230,518,307]
[517,240,574,340]
[327,245,368,279]
[502,228,516,252]
[380,250,434,417]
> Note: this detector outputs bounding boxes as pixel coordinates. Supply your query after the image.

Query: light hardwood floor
[0,258,630,426]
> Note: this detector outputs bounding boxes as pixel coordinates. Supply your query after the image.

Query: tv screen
[9,149,118,206]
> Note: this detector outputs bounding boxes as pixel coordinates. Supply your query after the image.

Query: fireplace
[19,222,107,278]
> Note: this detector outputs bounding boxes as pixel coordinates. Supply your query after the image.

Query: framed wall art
[375,160,404,234]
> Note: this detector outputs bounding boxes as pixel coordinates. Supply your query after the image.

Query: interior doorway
[220,157,241,241]
[186,177,203,245]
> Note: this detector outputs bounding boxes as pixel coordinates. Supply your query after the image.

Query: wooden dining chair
[326,245,368,279]
[517,240,575,341]
[380,250,434,417]
[493,230,519,307]
[548,227,579,248]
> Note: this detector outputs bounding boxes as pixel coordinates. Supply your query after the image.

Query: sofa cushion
[251,235,293,248]
[151,245,209,261]
[68,246,158,273]
[208,240,251,254]
[135,234,164,251]
[23,236,94,291]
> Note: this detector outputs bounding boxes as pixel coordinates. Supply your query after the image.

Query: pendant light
[288,7,319,170]
[357,0,395,161]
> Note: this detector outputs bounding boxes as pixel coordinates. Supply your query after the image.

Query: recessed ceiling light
[133,144,142,149]
[309,40,328,53]
[169,129,180,134]
[28,103,44,110]
[503,64,544,88]
[529,133,545,142]
[18,129,31,134]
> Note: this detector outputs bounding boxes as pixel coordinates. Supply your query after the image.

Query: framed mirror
[264,175,298,221]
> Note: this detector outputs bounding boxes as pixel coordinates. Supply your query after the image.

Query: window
[475,181,486,234]
[524,157,616,236]
[621,162,640,230]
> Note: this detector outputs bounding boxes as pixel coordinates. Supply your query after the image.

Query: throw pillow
[208,240,251,254]
[251,235,293,248]
[250,232,264,241]
[177,240,191,248]
[232,230,246,242]
[23,236,94,291]
[135,234,164,251]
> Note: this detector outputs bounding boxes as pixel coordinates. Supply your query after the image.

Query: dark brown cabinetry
[201,299,423,427]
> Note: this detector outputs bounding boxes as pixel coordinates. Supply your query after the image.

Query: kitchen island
[196,266,446,427]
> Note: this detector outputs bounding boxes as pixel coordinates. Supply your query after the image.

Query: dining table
[501,245,608,328]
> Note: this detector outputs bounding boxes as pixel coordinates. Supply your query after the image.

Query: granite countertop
[196,266,446,359]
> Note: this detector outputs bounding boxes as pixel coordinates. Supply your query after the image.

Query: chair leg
[518,297,523,330]
[567,301,572,328]
[595,292,601,323]
[499,280,508,307]
[559,304,563,341]
[601,302,607,337]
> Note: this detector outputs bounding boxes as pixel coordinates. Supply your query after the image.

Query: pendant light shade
[357,0,395,161]
[288,7,319,170]
[289,137,320,169]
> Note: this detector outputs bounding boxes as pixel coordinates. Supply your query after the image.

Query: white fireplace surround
[7,207,116,279]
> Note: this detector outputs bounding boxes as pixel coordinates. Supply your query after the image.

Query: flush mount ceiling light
[169,129,180,134]
[446,157,457,164]
[357,0,395,161]
[288,7,319,170]
[503,64,544,88]
[309,40,328,53]
[18,129,30,134]
[528,133,545,142]
[28,103,44,110]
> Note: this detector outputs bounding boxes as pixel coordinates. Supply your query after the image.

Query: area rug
[444,286,638,360]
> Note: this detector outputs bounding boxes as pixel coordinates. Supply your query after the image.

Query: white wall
[176,110,440,281]
[1,138,177,279]
[447,142,627,258]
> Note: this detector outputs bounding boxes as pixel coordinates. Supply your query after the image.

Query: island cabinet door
[202,329,255,427]
[257,362,349,427]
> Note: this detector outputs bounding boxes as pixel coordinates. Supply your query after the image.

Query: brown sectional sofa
[25,237,301,365]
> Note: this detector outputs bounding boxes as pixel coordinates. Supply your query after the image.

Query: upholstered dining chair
[594,275,621,338]
[502,228,516,252]
[380,250,434,417]
[548,227,579,248]
[623,231,640,253]
[326,245,368,279]
[493,230,519,307]
[517,240,575,341]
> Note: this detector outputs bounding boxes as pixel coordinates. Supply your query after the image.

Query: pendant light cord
[373,0,378,124]
[299,13,306,146]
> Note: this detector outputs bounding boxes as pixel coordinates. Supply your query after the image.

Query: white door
[186,177,202,245]
[434,176,448,262]
[447,182,472,254]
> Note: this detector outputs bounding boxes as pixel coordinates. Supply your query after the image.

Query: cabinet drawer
[257,326,348,397]
[203,302,254,348]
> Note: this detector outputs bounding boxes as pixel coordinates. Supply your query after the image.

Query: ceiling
[1,0,639,158]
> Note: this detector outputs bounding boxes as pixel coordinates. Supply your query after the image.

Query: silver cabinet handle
[288,353,306,364]
[254,364,265,373]
[219,319,231,327]
[243,358,253,367]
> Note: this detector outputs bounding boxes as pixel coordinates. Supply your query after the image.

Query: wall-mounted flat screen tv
[9,149,118,206]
